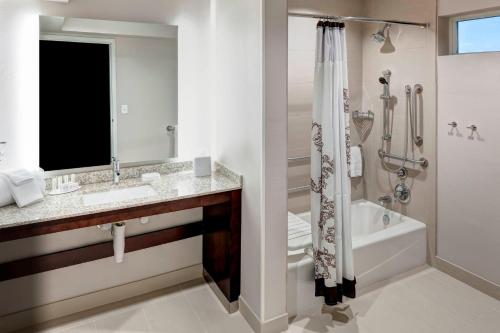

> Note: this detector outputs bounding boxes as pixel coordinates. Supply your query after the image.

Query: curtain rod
[288,12,428,28]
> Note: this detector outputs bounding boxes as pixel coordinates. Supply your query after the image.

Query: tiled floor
[26,268,500,333]
[28,279,254,333]
[289,268,500,333]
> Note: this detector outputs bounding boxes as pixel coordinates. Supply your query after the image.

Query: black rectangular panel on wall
[39,40,112,171]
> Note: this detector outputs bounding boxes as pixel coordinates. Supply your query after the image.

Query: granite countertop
[0,163,242,230]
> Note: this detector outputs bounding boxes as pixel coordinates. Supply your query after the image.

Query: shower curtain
[310,21,356,306]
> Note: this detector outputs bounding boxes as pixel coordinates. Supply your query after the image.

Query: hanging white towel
[1,169,44,207]
[350,146,363,177]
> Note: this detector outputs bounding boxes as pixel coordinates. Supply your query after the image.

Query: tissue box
[194,156,211,177]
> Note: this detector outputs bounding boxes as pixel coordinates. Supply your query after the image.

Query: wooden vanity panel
[0,221,204,281]
[0,189,242,311]
[202,190,241,303]
[0,191,233,243]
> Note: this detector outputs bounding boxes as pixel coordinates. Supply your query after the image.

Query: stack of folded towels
[0,169,46,208]
[350,146,363,178]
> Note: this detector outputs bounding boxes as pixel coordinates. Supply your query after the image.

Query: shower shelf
[378,149,429,168]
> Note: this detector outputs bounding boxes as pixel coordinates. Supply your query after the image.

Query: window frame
[450,10,500,55]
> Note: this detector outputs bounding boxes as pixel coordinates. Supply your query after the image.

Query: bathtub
[287,199,426,317]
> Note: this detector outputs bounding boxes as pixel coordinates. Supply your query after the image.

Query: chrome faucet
[378,195,392,207]
[112,157,120,184]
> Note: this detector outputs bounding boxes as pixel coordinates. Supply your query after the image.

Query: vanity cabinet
[0,188,241,313]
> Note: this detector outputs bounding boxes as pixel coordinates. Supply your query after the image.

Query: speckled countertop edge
[0,161,242,230]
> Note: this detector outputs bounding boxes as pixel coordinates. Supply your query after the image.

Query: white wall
[437,53,500,287]
[0,0,211,170]
[213,0,288,325]
[263,0,288,324]
[213,0,264,318]
[0,0,212,316]
[436,0,500,296]
[439,0,500,16]
[116,36,178,163]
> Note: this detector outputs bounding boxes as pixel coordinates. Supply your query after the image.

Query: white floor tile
[180,280,253,333]
[55,322,97,333]
[142,286,205,333]
[30,268,500,333]
[92,307,149,333]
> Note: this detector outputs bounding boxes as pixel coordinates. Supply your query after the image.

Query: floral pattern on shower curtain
[310,21,356,306]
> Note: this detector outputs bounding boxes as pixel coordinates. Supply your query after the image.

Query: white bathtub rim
[352,219,426,249]
[293,199,426,251]
[287,220,426,257]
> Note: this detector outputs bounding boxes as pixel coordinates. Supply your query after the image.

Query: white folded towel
[3,169,34,185]
[1,169,45,208]
[350,146,363,177]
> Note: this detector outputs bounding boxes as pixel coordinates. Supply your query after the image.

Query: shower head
[379,77,388,85]
[372,31,386,43]
[372,24,391,43]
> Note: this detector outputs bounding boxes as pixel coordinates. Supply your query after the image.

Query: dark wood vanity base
[0,189,242,313]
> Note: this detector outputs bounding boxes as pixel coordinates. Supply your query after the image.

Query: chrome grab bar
[411,84,424,146]
[288,185,310,194]
[378,149,428,168]
[288,156,310,162]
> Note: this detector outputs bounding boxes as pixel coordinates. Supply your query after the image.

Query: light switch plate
[121,105,129,114]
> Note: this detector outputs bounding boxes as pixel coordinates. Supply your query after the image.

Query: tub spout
[377,195,392,207]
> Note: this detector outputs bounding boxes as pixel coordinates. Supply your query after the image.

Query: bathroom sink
[82,185,158,207]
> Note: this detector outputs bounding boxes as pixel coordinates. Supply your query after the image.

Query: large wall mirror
[39,16,178,171]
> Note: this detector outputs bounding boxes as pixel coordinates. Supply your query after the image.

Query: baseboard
[239,296,289,333]
[435,257,500,300]
[0,264,202,333]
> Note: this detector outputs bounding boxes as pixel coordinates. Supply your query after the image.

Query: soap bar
[141,172,161,183]
[194,156,211,177]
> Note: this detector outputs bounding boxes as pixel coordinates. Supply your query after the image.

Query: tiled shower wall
[287,0,437,262]
[360,0,437,260]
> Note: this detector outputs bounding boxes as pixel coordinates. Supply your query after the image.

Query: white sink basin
[83,185,158,207]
